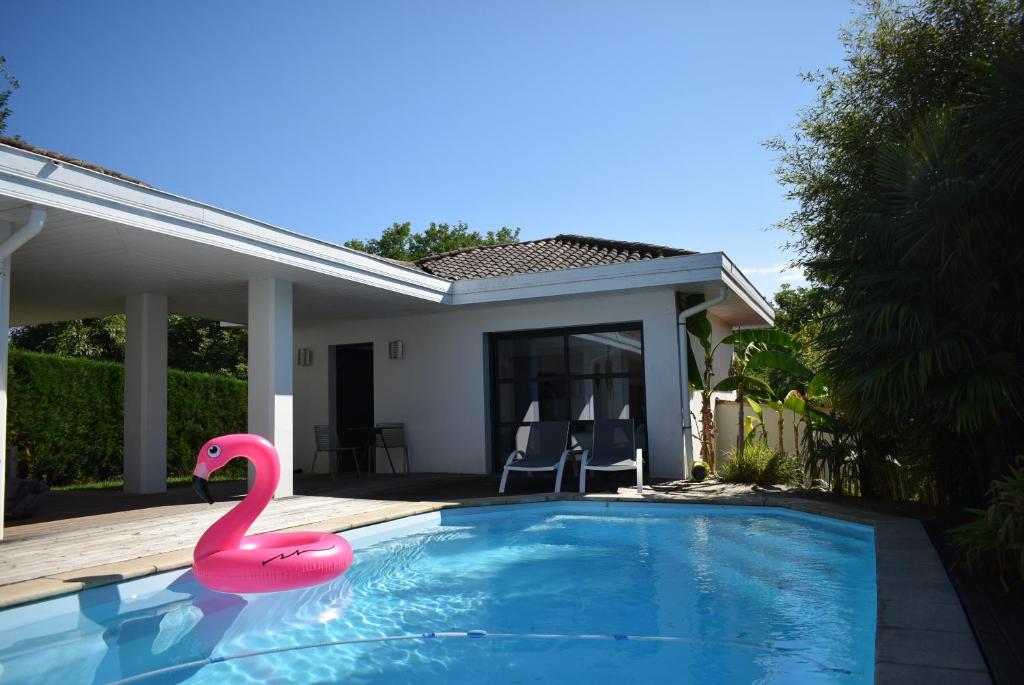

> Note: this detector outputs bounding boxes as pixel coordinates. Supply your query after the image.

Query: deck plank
[1,474,495,586]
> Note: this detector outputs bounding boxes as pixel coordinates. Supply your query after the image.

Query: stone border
[0,491,991,684]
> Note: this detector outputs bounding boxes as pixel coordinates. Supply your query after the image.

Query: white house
[0,137,773,538]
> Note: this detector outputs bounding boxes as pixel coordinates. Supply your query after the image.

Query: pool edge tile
[0,577,85,609]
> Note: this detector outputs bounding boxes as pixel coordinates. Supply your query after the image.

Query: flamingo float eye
[207,444,222,458]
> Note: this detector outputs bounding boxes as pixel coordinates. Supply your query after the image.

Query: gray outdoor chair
[373,422,410,475]
[498,421,571,494]
[311,424,362,479]
[579,418,643,495]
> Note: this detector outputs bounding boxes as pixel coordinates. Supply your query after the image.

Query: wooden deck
[1,473,501,587]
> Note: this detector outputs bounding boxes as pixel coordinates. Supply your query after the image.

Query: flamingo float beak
[193,475,214,504]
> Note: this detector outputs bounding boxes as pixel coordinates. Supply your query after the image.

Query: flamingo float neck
[194,438,280,560]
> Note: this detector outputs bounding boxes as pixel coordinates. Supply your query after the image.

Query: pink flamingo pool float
[191,434,353,593]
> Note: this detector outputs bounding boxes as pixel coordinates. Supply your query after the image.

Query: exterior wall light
[388,340,404,360]
[296,348,313,366]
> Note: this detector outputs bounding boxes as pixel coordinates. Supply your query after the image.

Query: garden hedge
[8,349,246,485]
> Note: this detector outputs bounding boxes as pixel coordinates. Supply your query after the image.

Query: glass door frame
[487,321,647,473]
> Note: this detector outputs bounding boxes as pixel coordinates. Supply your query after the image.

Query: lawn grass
[52,472,246,492]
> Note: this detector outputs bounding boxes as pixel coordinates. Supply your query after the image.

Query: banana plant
[796,372,853,492]
[717,329,808,457]
[783,389,806,460]
[686,321,816,462]
[744,397,770,446]
[684,309,720,472]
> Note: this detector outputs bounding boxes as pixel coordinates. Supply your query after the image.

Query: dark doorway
[333,343,374,474]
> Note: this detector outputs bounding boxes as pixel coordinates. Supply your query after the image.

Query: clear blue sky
[3,1,854,296]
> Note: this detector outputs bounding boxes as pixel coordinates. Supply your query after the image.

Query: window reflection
[491,324,645,468]
[568,330,642,375]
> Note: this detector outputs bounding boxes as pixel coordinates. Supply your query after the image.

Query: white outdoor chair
[579,418,643,495]
[498,421,571,494]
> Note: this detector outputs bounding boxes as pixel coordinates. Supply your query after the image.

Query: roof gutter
[677,286,728,474]
[0,206,47,263]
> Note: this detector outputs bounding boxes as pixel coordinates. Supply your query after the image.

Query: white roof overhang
[0,143,773,328]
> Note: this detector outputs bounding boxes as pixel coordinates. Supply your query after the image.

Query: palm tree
[814,52,1024,503]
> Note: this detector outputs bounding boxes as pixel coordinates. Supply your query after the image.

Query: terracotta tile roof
[0,136,150,187]
[413,234,695,281]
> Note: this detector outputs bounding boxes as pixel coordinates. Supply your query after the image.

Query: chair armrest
[578,449,590,467]
[505,450,526,465]
[557,449,572,465]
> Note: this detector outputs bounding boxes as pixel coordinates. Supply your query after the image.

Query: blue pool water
[0,503,876,684]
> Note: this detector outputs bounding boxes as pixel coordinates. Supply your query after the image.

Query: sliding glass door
[489,323,646,471]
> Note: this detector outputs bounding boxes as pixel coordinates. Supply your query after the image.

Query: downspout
[0,206,46,542]
[677,286,728,475]
[0,206,47,262]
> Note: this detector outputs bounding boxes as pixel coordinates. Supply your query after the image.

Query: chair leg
[579,466,587,494]
[499,467,510,494]
[636,453,643,495]
[311,450,319,476]
[353,448,362,478]
[383,443,397,475]
[554,462,566,493]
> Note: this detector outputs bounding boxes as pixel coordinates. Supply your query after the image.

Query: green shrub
[8,349,247,486]
[721,443,802,487]
[950,457,1024,591]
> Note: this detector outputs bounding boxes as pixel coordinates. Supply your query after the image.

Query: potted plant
[691,461,709,483]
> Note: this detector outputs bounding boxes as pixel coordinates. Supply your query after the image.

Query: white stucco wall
[293,287,691,479]
[715,399,808,465]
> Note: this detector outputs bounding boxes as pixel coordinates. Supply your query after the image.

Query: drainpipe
[0,206,46,542]
[0,206,47,262]
[677,286,728,476]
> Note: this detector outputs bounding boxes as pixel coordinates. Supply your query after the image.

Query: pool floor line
[107,627,860,685]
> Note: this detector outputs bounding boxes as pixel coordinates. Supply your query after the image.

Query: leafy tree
[769,0,1021,277]
[0,54,18,134]
[12,315,248,379]
[167,316,247,379]
[12,317,126,361]
[770,0,1024,503]
[346,221,520,261]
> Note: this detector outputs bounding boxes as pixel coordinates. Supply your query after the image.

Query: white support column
[0,222,11,540]
[248,278,293,498]
[123,293,168,494]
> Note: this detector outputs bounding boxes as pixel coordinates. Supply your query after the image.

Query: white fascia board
[719,253,775,326]
[450,251,774,325]
[449,252,711,301]
[0,145,451,302]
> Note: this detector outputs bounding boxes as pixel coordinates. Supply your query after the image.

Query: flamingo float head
[192,433,275,505]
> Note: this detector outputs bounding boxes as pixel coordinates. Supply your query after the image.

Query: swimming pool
[0,502,876,684]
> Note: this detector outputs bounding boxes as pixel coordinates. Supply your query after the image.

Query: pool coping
[0,491,991,684]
